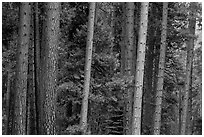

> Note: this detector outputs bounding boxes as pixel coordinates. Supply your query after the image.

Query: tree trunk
[142,3,157,134]
[186,60,193,134]
[110,2,115,55]
[33,2,41,134]
[120,3,127,76]
[80,2,95,134]
[132,2,149,135]
[178,86,183,134]
[153,2,168,135]
[122,2,135,135]
[180,2,196,135]
[13,2,31,134]
[5,65,11,135]
[26,3,38,134]
[41,2,60,135]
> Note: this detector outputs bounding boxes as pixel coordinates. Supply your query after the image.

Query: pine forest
[1,2,202,135]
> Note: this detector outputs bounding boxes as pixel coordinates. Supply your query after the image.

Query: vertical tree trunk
[153,2,168,135]
[33,2,41,134]
[110,2,115,55]
[186,63,193,135]
[132,2,149,135]
[80,2,95,134]
[5,65,11,135]
[120,3,127,76]
[123,2,135,135]
[41,2,60,135]
[179,89,182,134]
[142,3,157,134]
[13,2,31,134]
[26,3,38,134]
[180,2,196,135]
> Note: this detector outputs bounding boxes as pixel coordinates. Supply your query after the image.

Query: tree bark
[33,2,41,134]
[180,2,196,135]
[41,2,60,135]
[26,3,38,134]
[153,2,168,135]
[5,65,11,135]
[80,2,95,134]
[110,2,115,55]
[142,3,157,134]
[132,2,149,135]
[13,2,31,135]
[120,3,127,76]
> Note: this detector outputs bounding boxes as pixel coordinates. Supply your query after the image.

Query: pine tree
[120,3,127,76]
[13,2,31,135]
[132,2,149,135]
[181,2,196,134]
[33,2,41,134]
[80,2,96,135]
[5,64,11,134]
[153,2,168,135]
[123,2,135,135]
[41,2,60,134]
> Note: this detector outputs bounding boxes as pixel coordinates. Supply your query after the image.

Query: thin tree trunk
[80,2,95,134]
[132,2,149,135]
[13,2,31,134]
[26,3,37,134]
[120,3,127,76]
[110,2,115,55]
[142,3,157,134]
[178,86,182,134]
[180,2,196,135]
[123,2,135,135]
[186,61,194,134]
[33,2,41,134]
[153,2,168,135]
[41,2,60,135]
[5,66,11,135]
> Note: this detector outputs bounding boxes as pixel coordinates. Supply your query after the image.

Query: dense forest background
[1,2,202,135]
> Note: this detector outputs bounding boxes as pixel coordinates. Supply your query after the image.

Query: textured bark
[33,2,41,134]
[26,3,37,134]
[132,2,149,135]
[180,2,196,135]
[142,3,157,134]
[123,2,135,135]
[13,3,31,135]
[186,62,193,134]
[5,66,11,135]
[174,91,180,135]
[153,2,168,135]
[80,2,95,134]
[41,2,60,135]
[120,3,127,76]
[110,2,115,55]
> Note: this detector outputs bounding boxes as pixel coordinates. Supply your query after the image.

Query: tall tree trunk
[26,3,38,134]
[123,2,135,135]
[186,59,194,134]
[33,2,41,134]
[120,3,127,76]
[41,2,60,135]
[132,2,149,135]
[5,65,11,135]
[13,2,31,134]
[142,3,157,134]
[110,2,115,55]
[153,2,168,135]
[180,2,196,135]
[80,2,95,134]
